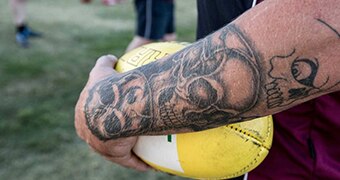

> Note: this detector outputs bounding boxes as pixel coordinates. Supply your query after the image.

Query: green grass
[0,0,196,179]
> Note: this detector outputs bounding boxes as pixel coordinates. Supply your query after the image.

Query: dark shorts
[196,0,254,40]
[134,0,175,40]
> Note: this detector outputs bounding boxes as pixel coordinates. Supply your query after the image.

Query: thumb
[94,54,117,69]
[90,55,118,79]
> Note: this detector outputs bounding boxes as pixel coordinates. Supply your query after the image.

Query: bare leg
[9,0,27,26]
[125,33,177,52]
[162,33,176,42]
[10,0,41,48]
[125,36,154,52]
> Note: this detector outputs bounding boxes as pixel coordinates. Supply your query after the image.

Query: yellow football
[115,42,273,179]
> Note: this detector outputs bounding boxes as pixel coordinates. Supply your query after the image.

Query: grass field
[0,0,196,179]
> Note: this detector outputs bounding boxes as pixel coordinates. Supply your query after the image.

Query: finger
[106,153,151,172]
[88,144,151,172]
[89,55,118,80]
[94,54,117,69]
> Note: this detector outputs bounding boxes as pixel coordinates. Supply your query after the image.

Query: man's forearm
[84,0,340,141]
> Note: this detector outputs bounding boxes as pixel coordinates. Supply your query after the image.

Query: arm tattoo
[84,24,264,140]
[265,19,340,109]
[146,25,263,131]
[265,49,322,108]
[316,18,340,38]
[85,20,339,140]
[85,73,153,140]
[265,50,339,109]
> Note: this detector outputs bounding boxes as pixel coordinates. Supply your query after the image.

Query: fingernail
[106,54,117,59]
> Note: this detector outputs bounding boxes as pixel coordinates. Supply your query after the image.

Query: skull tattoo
[85,73,152,140]
[265,49,337,108]
[150,25,263,131]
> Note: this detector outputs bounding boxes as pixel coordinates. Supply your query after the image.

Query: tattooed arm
[75,0,340,170]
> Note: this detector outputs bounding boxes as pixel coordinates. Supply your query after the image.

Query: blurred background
[0,0,196,179]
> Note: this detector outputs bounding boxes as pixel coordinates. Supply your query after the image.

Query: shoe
[15,25,42,47]
[22,26,42,38]
[16,32,29,48]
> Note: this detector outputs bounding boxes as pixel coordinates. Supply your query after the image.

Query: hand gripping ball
[115,42,273,179]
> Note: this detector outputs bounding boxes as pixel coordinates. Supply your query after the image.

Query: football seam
[221,117,272,179]
[226,116,272,150]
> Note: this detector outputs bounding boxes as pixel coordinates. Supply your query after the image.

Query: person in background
[125,0,176,52]
[81,0,126,6]
[9,0,42,48]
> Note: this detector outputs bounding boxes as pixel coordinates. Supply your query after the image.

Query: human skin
[75,0,340,171]
[9,0,27,26]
